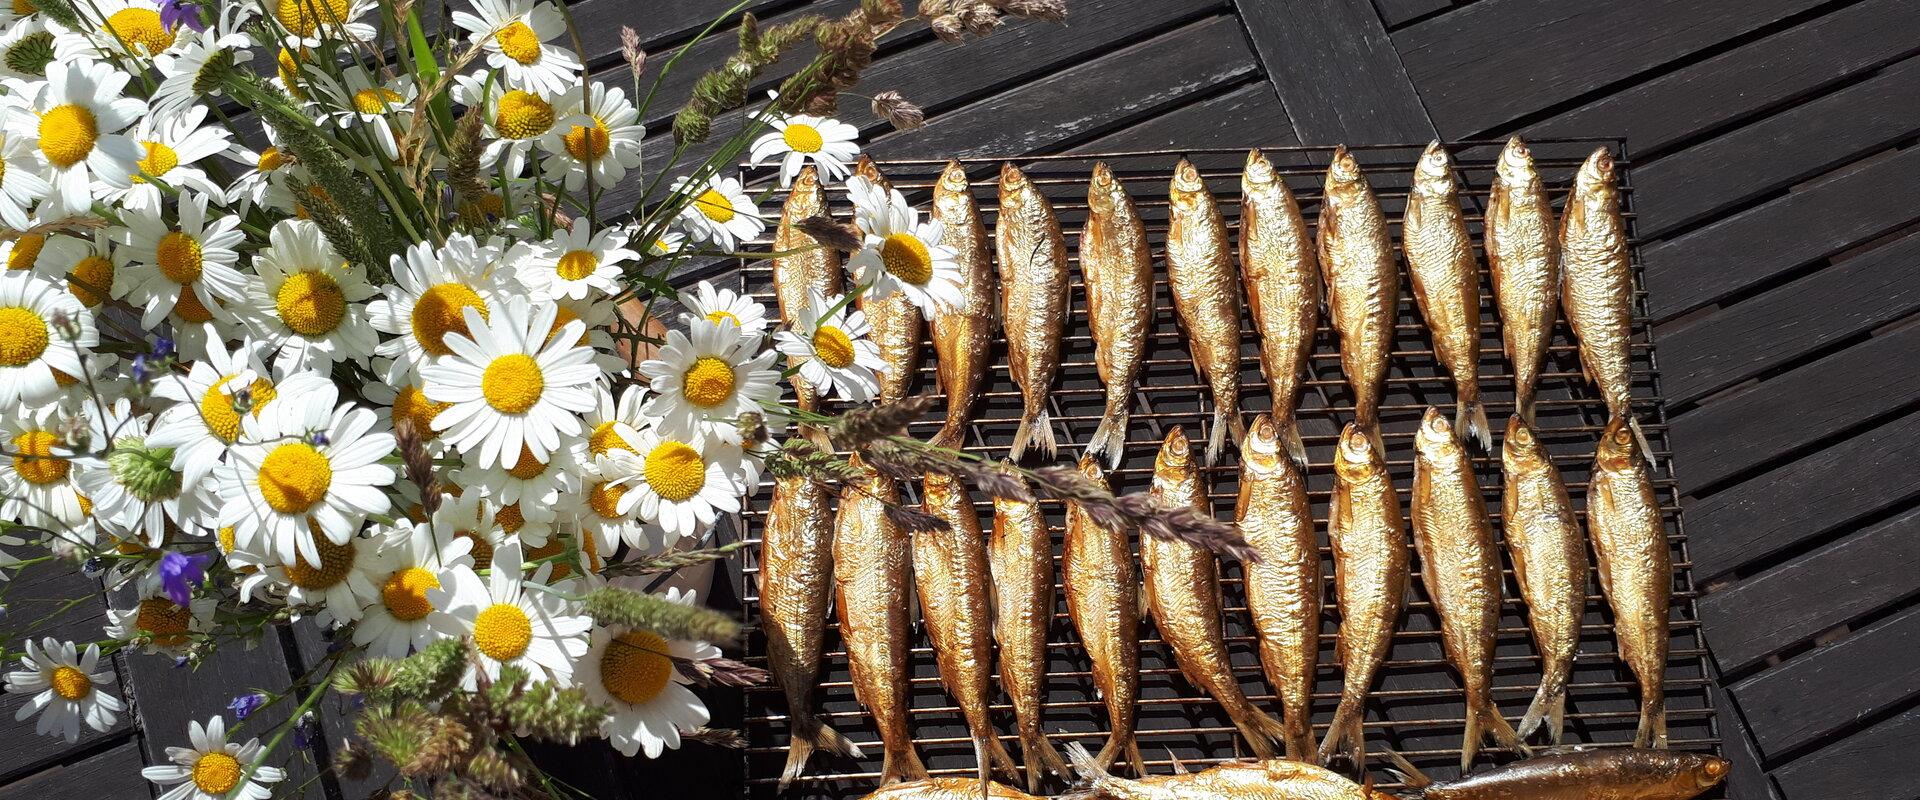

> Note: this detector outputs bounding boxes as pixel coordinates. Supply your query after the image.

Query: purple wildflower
[227,692,265,720]
[158,0,207,33]
[158,551,210,606]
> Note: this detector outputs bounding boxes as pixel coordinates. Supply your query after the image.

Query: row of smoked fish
[756,140,1717,799]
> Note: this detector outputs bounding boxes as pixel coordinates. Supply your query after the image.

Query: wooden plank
[0,564,130,782]
[1371,0,1452,29]
[565,0,791,71]
[1655,228,1920,406]
[1529,0,1920,158]
[1687,410,1920,580]
[289,622,392,799]
[1394,0,1830,138]
[0,739,150,800]
[1631,56,1920,238]
[1070,81,1299,152]
[1733,603,1920,757]
[1772,706,1920,799]
[1234,0,1437,143]
[1707,667,1784,800]
[1700,506,1920,673]
[1644,144,1920,321]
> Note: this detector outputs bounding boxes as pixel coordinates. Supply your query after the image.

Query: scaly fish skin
[1404,142,1490,450]
[1236,414,1322,760]
[857,778,1046,800]
[761,474,861,788]
[1420,747,1728,800]
[1062,456,1143,774]
[1083,161,1155,468]
[930,160,996,449]
[854,157,925,406]
[1166,158,1247,465]
[1561,147,1653,459]
[1411,408,1521,772]
[833,458,927,785]
[1067,743,1394,800]
[1239,149,1321,470]
[1590,416,1671,749]
[915,473,1019,781]
[997,163,1070,460]
[1317,423,1410,768]
[1144,426,1289,759]
[989,471,1071,791]
[1486,137,1559,424]
[1501,416,1589,744]
[1318,147,1398,453]
[772,166,845,437]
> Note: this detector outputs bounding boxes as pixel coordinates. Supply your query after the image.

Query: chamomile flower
[774,290,884,402]
[217,383,395,568]
[50,0,187,60]
[147,330,319,489]
[419,296,598,469]
[431,540,590,687]
[320,68,415,160]
[29,229,119,308]
[1,404,92,528]
[242,219,378,371]
[750,112,859,187]
[580,591,717,758]
[573,454,652,553]
[647,229,688,258]
[0,16,54,83]
[454,439,579,507]
[368,234,511,376]
[149,16,254,119]
[242,530,382,625]
[575,384,648,462]
[679,280,769,337]
[104,591,215,657]
[537,82,643,190]
[223,135,299,214]
[71,398,205,547]
[8,61,145,216]
[353,522,473,658]
[670,175,763,250]
[511,222,636,301]
[105,104,231,210]
[594,427,748,545]
[431,490,517,570]
[0,271,94,411]
[846,174,964,314]
[3,638,123,742]
[114,192,248,329]
[268,0,377,47]
[141,716,286,800]
[638,319,780,444]
[0,127,50,229]
[451,0,583,96]
[451,74,560,176]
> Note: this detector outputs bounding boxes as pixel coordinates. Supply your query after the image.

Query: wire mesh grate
[721,138,1719,798]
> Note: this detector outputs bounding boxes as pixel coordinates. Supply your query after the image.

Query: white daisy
[27,229,119,309]
[3,638,122,743]
[670,175,763,250]
[4,59,145,215]
[114,192,247,329]
[222,134,298,215]
[546,293,629,376]
[679,280,769,337]
[353,521,474,658]
[574,384,648,463]
[638,319,780,444]
[537,82,643,190]
[450,0,583,96]
[647,229,688,258]
[66,398,195,547]
[217,383,396,567]
[430,490,525,572]
[450,74,560,176]
[510,222,636,301]
[147,330,322,489]
[0,127,51,229]
[141,716,286,800]
[318,68,415,160]
[431,540,590,687]
[572,454,654,554]
[49,0,188,60]
[267,0,376,47]
[367,234,511,376]
[238,530,381,625]
[594,426,747,545]
[489,496,554,552]
[580,589,717,757]
[0,403,91,528]
[419,295,598,469]
[149,13,254,120]
[846,174,964,314]
[104,104,231,211]
[103,591,216,657]
[750,112,860,188]
[0,16,54,83]
[242,219,378,371]
[773,290,884,402]
[453,437,580,507]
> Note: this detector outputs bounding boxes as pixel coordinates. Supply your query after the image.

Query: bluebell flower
[158,551,211,607]
[158,0,206,33]
[227,692,266,720]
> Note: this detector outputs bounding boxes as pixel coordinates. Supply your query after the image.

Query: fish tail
[1364,423,1388,460]
[1062,740,1125,798]
[1009,407,1055,461]
[1459,702,1482,774]
[1204,403,1244,466]
[1381,746,1434,790]
[1515,676,1567,744]
[1315,695,1366,768]
[1628,413,1657,467]
[1094,732,1145,777]
[1018,727,1071,793]
[1226,700,1289,760]
[982,731,1021,782]
[879,738,929,786]
[1125,738,1147,777]
[1549,691,1568,744]
[1636,690,1668,749]
[1277,415,1310,471]
[1479,698,1526,760]
[1461,398,1492,451]
[778,718,862,791]
[1088,397,1131,470]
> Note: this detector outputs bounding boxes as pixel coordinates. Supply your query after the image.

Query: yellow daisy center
[276,270,346,336]
[282,534,354,589]
[12,429,68,485]
[257,146,287,172]
[812,324,855,369]
[493,503,524,534]
[257,442,332,515]
[600,630,672,705]
[880,232,933,285]
[506,447,547,480]
[563,117,609,162]
[480,353,544,414]
[781,123,824,154]
[274,0,352,38]
[352,87,403,115]
[0,306,49,366]
[694,188,734,223]
[13,0,36,14]
[49,665,91,700]
[199,374,275,444]
[554,250,597,281]
[381,567,439,621]
[587,480,624,519]
[391,384,449,438]
[704,310,740,327]
[410,283,486,357]
[134,597,192,647]
[493,90,553,139]
[191,752,242,796]
[217,526,236,555]
[681,356,734,408]
[473,603,532,661]
[494,20,542,64]
[173,285,214,323]
[66,255,114,307]
[456,529,493,570]
[276,49,306,100]
[103,7,174,54]
[642,441,704,502]
[7,233,44,270]
[588,421,632,456]
[156,231,203,284]
[133,140,178,182]
[37,105,97,168]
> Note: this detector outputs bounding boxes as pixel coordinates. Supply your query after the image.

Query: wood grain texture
[0,564,129,782]
[0,740,150,800]
[1070,82,1299,152]
[1771,706,1920,798]
[1371,0,1453,29]
[1734,602,1920,757]
[1235,0,1438,143]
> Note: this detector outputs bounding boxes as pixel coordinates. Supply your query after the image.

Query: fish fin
[1381,746,1432,790]
[778,719,862,791]
[1009,412,1033,461]
[1088,400,1130,470]
[1628,414,1657,467]
[1316,698,1359,766]
[1636,692,1668,749]
[1461,399,1492,452]
[1205,404,1244,466]
[880,739,930,786]
[1515,678,1566,744]
[1459,702,1482,774]
[1167,748,1189,775]
[985,731,1020,780]
[1365,424,1388,460]
[1277,415,1310,471]
[1230,703,1289,760]
[1020,729,1071,792]
[1125,739,1146,777]
[1549,691,1568,744]
[1480,700,1527,759]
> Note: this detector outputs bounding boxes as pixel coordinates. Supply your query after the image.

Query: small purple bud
[158,551,210,606]
[152,336,174,359]
[131,355,149,384]
[307,431,329,448]
[173,656,189,668]
[227,693,266,720]
[292,712,317,749]
[81,557,104,577]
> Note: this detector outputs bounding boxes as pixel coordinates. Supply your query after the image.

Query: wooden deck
[5,1,1915,797]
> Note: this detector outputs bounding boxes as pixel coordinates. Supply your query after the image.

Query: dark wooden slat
[1700,506,1920,673]
[1529,0,1920,158]
[1234,0,1438,143]
[1735,602,1920,757]
[0,739,149,800]
[1371,0,1452,29]
[1687,410,1920,581]
[1656,228,1920,406]
[1771,706,1920,799]
[289,622,393,798]
[1708,667,1784,800]
[1644,144,1920,321]
[1070,81,1299,152]
[565,0,792,72]
[0,564,130,782]
[1631,56,1920,238]
[1394,0,1830,138]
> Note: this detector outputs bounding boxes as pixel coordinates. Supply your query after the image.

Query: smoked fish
[833,456,927,785]
[1403,142,1490,450]
[1561,147,1653,460]
[1239,149,1321,470]
[1318,147,1398,455]
[761,474,861,788]
[1408,747,1727,800]
[1485,137,1559,424]
[855,157,924,407]
[1501,416,1589,744]
[858,778,1047,800]
[989,469,1072,791]
[1066,742,1395,800]
[1062,456,1143,775]
[930,160,996,450]
[917,472,1021,782]
[1589,416,1671,749]
[998,163,1070,460]
[1166,158,1247,465]
[1317,424,1410,769]
[772,165,845,444]
[1082,161,1155,469]
[1236,414,1322,760]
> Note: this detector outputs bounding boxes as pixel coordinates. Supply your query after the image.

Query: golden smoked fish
[915,473,1021,782]
[1082,161,1155,469]
[833,457,927,785]
[1318,147,1398,455]
[1062,456,1143,775]
[1240,149,1321,470]
[1411,747,1727,800]
[930,160,995,449]
[1410,409,1521,772]
[1404,142,1490,451]
[1485,137,1559,424]
[1561,147,1653,460]
[1166,158,1247,465]
[761,474,861,788]
[854,157,924,407]
[1144,427,1289,759]
[1317,424,1410,768]
[1501,416,1589,744]
[772,165,845,443]
[1590,416,1671,749]
[1236,414,1322,760]
[859,778,1047,800]
[1067,743,1395,800]
[998,163,1070,460]
[989,470,1071,791]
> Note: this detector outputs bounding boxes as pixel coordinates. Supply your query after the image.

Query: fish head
[935,159,970,197]
[1647,752,1732,793]
[1074,453,1108,485]
[1695,755,1732,789]
[1169,157,1208,211]
[1326,145,1364,188]
[1414,406,1457,457]
[792,163,822,193]
[1156,425,1193,470]
[1502,414,1549,473]
[998,162,1031,204]
[1496,136,1535,185]
[1332,422,1385,482]
[1152,425,1197,501]
[1244,148,1277,185]
[1413,140,1455,194]
[1575,147,1618,198]
[1240,413,1283,473]
[855,154,885,186]
[1595,415,1640,469]
[922,470,958,501]
[1088,161,1119,214]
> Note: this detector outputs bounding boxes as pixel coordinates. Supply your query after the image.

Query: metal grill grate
[721,139,1719,798]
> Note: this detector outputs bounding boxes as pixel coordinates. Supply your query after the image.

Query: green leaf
[407,13,456,139]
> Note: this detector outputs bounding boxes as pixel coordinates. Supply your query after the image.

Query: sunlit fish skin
[832,456,926,786]
[1066,743,1397,799]
[1410,409,1522,772]
[772,165,844,441]
[996,163,1070,460]
[1235,415,1322,760]
[1061,456,1143,775]
[761,473,861,789]
[1082,161,1155,469]
[854,157,925,407]
[1239,149,1321,471]
[1165,158,1247,466]
[1316,424,1410,769]
[929,160,996,450]
[1317,147,1398,455]
[1589,416,1671,750]
[989,467,1071,791]
[1561,147,1653,461]
[1414,747,1728,800]
[1403,141,1490,451]
[856,777,1048,800]
[914,473,1020,782]
[1486,137,1559,424]
[1501,416,1589,744]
